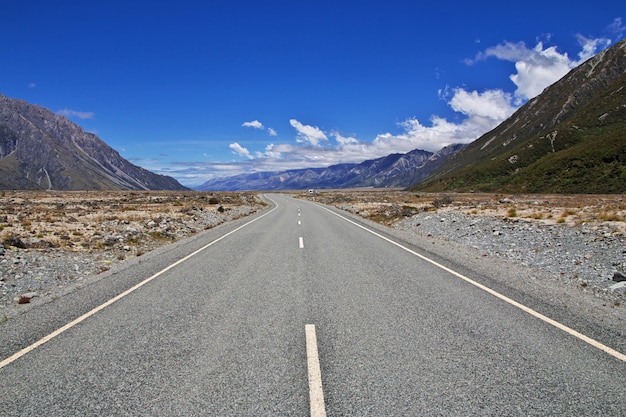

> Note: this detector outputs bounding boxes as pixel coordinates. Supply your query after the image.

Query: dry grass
[297,190,626,232]
[0,190,262,254]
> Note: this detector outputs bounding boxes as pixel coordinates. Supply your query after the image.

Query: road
[0,194,624,416]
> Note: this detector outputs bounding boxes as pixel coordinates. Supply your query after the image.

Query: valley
[1,190,624,320]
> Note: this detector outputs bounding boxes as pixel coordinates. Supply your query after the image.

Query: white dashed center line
[305,324,327,417]
[299,237,304,248]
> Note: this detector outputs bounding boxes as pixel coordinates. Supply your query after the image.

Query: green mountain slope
[412,39,626,194]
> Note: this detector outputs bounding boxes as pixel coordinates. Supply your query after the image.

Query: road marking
[305,324,327,417]
[299,237,304,248]
[318,204,626,363]
[298,220,301,225]
[0,202,279,370]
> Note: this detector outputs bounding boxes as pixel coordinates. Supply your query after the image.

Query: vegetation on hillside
[412,41,626,194]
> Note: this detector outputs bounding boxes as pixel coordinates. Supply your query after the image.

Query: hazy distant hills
[196,144,465,191]
[413,38,626,194]
[0,94,187,191]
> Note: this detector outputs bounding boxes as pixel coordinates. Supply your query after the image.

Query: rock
[21,291,38,299]
[500,198,515,204]
[26,238,54,249]
[2,237,26,249]
[612,271,626,282]
[15,292,38,304]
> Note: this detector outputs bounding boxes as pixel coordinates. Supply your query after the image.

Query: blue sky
[1,1,624,187]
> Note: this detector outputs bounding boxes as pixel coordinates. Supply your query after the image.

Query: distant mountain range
[0,94,187,190]
[196,144,465,191]
[413,38,626,194]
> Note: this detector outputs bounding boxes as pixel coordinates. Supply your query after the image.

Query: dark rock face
[0,94,187,190]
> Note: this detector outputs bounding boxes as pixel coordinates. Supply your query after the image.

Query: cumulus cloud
[470,41,574,102]
[242,120,264,129]
[576,35,612,62]
[333,131,359,146]
[448,88,516,121]
[243,119,278,137]
[56,108,95,120]
[467,34,614,103]
[229,142,253,159]
[289,119,328,146]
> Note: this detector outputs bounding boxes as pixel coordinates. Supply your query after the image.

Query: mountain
[197,146,464,191]
[0,94,187,190]
[412,39,626,194]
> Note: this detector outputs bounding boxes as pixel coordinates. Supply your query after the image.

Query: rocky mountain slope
[0,94,187,190]
[413,38,626,193]
[197,144,464,191]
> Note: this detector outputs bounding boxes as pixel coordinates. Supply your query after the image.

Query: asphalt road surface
[1,194,624,416]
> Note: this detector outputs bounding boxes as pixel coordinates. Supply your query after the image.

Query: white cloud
[332,131,359,146]
[468,35,613,104]
[268,127,277,136]
[229,142,253,159]
[607,17,625,39]
[289,119,328,147]
[475,41,574,102]
[56,108,95,120]
[242,120,264,129]
[448,88,516,121]
[576,35,612,62]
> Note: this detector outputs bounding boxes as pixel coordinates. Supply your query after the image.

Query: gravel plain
[0,191,264,318]
[2,191,625,329]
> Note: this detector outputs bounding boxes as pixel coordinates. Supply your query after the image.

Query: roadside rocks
[394,211,626,303]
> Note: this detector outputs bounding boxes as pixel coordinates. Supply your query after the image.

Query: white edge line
[0,199,279,370]
[306,324,327,417]
[318,204,626,363]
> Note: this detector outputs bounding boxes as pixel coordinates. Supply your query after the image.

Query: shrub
[432,195,452,208]
[507,207,517,218]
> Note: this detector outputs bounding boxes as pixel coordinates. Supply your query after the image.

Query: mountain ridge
[0,94,187,191]
[412,38,626,193]
[196,144,465,191]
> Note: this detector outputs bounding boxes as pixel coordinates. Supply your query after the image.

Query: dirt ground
[1,190,624,254]
[294,189,626,232]
[0,190,264,256]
